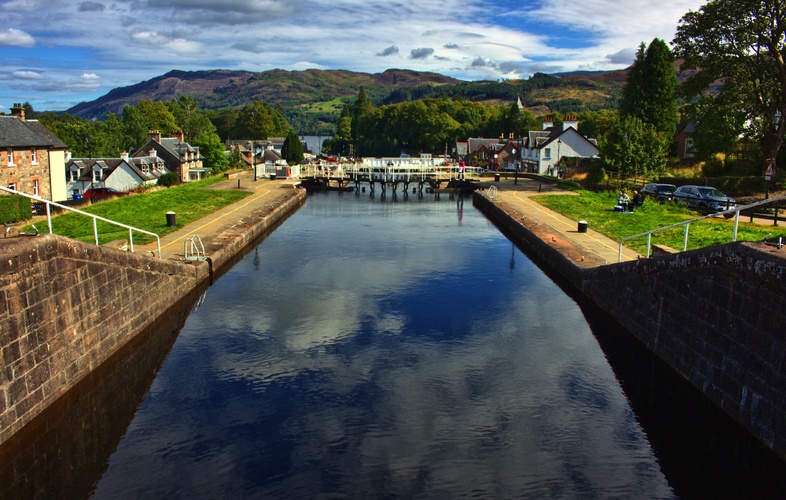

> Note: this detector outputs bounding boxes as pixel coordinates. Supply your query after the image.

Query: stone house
[132,131,205,182]
[0,103,69,201]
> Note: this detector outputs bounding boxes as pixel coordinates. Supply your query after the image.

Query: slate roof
[0,117,67,149]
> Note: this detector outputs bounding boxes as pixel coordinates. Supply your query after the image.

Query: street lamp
[86,133,92,194]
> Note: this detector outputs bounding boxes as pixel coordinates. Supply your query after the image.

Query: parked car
[82,187,130,199]
[640,183,676,201]
[671,185,737,217]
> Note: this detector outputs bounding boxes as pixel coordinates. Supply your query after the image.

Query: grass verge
[29,177,251,245]
[532,190,785,254]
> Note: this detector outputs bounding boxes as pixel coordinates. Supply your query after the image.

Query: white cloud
[0,28,35,47]
[12,70,44,79]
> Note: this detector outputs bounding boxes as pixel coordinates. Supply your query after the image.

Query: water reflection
[91,192,673,498]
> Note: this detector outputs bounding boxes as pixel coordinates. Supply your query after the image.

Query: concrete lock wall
[0,235,208,445]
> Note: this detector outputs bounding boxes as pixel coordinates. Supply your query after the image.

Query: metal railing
[617,193,786,262]
[300,163,480,182]
[1,187,161,257]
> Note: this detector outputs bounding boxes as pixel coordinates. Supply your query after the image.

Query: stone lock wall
[580,243,786,458]
[0,234,207,445]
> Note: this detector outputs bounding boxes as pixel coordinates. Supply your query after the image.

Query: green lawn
[34,177,250,245]
[532,189,785,254]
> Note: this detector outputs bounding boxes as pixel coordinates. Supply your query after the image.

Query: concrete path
[480,177,641,266]
[138,171,301,259]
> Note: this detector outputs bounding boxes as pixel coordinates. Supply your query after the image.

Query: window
[7,149,14,166]
[544,148,551,158]
[31,149,37,164]
[8,182,17,191]
[33,179,39,196]
[70,169,78,182]
[93,169,101,182]
[142,164,149,174]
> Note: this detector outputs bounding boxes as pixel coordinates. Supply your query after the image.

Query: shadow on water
[0,284,208,500]
[489,215,786,498]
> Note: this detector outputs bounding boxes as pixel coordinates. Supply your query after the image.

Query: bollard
[578,220,588,233]
[538,183,542,192]
[237,179,241,189]
[166,211,176,227]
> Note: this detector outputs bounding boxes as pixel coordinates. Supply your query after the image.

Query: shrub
[0,195,33,224]
[586,160,606,184]
[701,156,725,177]
[158,173,179,187]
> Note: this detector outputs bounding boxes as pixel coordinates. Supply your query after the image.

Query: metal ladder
[183,235,208,261]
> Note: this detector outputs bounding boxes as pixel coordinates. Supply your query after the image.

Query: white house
[520,116,599,176]
[66,154,169,196]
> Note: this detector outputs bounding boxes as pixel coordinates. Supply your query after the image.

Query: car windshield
[698,187,725,197]
[657,185,675,193]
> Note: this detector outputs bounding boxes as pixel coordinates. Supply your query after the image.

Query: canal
[2,191,785,498]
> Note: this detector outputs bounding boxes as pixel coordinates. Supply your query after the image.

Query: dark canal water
[2,191,785,499]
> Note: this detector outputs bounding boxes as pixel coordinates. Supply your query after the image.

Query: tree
[673,0,786,172]
[281,129,304,165]
[620,39,679,137]
[193,133,229,174]
[601,116,669,178]
[168,96,214,143]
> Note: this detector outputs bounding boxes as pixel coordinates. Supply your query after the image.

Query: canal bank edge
[473,191,786,461]
[0,185,306,446]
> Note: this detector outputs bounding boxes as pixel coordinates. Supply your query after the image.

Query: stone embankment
[473,185,786,460]
[0,181,305,445]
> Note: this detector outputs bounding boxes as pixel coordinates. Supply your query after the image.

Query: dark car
[671,185,736,216]
[82,187,130,199]
[640,183,676,201]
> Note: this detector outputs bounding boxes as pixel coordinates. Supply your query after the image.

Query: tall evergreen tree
[620,39,679,136]
[281,129,304,165]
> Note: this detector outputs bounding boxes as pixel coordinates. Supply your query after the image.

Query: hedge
[0,195,33,225]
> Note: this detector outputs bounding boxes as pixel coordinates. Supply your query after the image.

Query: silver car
[671,185,736,217]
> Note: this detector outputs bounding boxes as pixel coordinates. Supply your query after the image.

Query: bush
[0,195,33,224]
[158,173,179,187]
[586,160,606,184]
[701,156,725,177]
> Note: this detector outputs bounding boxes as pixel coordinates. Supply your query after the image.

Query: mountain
[66,68,463,121]
[65,67,631,134]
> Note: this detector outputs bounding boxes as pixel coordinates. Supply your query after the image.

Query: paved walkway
[138,171,300,259]
[479,177,640,266]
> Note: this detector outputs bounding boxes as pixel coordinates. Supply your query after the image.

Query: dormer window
[93,168,102,182]
[142,165,149,174]
[70,168,78,182]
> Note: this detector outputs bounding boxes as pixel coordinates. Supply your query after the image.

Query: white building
[521,116,599,176]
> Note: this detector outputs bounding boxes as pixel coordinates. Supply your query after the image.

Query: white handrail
[1,187,161,257]
[617,193,786,262]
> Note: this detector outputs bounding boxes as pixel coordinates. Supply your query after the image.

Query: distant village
[1,102,608,204]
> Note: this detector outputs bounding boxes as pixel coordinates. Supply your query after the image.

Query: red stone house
[0,103,69,201]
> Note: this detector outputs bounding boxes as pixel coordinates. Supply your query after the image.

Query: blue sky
[0,0,707,113]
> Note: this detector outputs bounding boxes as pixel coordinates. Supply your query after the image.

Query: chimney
[149,148,157,157]
[10,103,25,121]
[542,117,553,130]
[121,151,129,162]
[147,130,161,142]
[171,131,184,142]
[563,114,578,131]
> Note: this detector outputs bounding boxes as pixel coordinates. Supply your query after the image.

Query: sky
[0,0,708,113]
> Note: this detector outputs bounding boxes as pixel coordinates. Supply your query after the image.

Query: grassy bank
[34,177,250,245]
[532,190,783,254]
